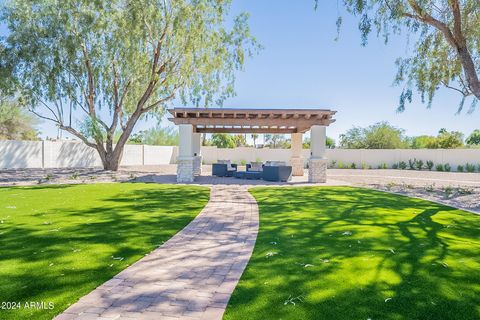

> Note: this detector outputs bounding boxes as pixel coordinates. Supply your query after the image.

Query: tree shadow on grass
[0,183,209,320]
[225,187,480,320]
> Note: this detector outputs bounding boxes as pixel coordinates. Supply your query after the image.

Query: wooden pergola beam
[170,117,333,128]
[195,127,298,134]
[168,108,336,134]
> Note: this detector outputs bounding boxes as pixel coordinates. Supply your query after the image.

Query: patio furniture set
[212,160,293,182]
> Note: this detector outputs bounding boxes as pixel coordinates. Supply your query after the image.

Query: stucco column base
[290,157,304,176]
[308,158,327,183]
[177,157,195,182]
[193,156,202,176]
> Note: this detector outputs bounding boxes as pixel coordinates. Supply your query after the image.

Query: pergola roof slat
[168,107,336,133]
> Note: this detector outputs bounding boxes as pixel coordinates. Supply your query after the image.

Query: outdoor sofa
[212,161,238,177]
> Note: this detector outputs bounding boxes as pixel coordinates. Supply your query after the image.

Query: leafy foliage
[466,129,480,145]
[410,129,464,149]
[339,122,409,149]
[332,0,480,111]
[129,126,179,146]
[303,136,336,149]
[264,134,290,149]
[0,0,257,169]
[0,96,39,140]
[210,133,236,148]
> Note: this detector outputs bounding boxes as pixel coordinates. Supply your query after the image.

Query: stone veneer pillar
[177,124,195,183]
[290,132,304,176]
[308,125,327,183]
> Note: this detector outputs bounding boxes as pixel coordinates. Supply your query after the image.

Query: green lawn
[224,187,480,320]
[0,183,209,320]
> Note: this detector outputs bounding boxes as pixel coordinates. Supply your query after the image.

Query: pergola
[168,108,337,182]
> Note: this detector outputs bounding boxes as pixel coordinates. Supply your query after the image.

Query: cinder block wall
[0,140,479,170]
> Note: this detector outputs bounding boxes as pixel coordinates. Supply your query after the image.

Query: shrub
[350,162,356,169]
[426,160,434,171]
[329,160,337,168]
[415,159,424,170]
[361,162,368,169]
[240,159,247,166]
[398,161,407,170]
[457,165,464,172]
[435,164,444,171]
[408,158,416,170]
[444,163,451,172]
[465,163,475,173]
[45,173,53,181]
[443,186,453,198]
[338,162,344,169]
[381,163,388,169]
[391,163,399,169]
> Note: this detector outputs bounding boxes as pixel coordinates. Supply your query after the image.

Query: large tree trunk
[102,151,123,171]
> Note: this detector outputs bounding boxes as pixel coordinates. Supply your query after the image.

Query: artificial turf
[0,183,209,320]
[224,187,480,320]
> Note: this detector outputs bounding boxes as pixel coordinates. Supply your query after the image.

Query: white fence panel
[0,140,43,169]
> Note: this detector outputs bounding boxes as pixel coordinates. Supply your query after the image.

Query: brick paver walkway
[55,185,259,320]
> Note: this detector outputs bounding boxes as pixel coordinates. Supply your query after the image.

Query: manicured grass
[0,183,209,320]
[224,187,480,320]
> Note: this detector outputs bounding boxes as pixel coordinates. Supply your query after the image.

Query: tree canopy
[129,126,179,146]
[410,129,464,148]
[339,122,409,149]
[210,133,237,148]
[0,97,39,140]
[333,0,480,112]
[466,129,480,145]
[1,0,257,169]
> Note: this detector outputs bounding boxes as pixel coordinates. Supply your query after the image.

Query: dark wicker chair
[262,165,292,182]
[212,163,237,177]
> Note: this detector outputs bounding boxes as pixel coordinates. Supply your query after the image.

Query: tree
[264,134,290,149]
[466,129,480,145]
[0,97,39,140]
[210,133,236,148]
[130,126,179,146]
[233,134,247,147]
[410,135,438,149]
[251,133,259,147]
[410,129,464,148]
[436,129,464,148]
[302,136,336,149]
[339,122,408,149]
[333,0,480,112]
[1,0,257,170]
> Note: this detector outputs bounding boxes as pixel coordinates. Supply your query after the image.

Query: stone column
[192,132,202,176]
[290,133,304,176]
[308,125,327,183]
[177,124,195,183]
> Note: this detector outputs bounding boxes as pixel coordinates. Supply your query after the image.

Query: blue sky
[3,1,478,142]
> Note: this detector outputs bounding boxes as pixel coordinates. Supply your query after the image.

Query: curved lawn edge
[224,186,480,320]
[368,187,480,215]
[0,183,210,320]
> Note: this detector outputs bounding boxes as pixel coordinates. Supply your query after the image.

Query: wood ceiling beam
[195,127,299,134]
[170,117,333,127]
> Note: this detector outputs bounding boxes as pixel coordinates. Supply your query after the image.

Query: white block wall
[0,140,479,171]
